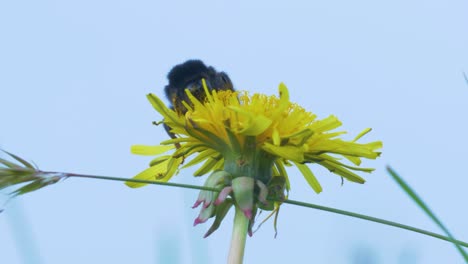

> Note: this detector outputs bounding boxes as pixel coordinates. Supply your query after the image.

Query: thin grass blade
[387,166,468,262]
[463,72,468,87]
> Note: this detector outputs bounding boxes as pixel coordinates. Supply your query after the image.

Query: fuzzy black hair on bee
[162,60,235,144]
[164,59,234,115]
[166,60,210,90]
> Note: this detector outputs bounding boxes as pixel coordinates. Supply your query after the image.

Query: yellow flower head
[129,81,382,236]
[129,81,382,194]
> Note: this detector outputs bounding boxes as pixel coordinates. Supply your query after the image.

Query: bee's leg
[164,123,181,149]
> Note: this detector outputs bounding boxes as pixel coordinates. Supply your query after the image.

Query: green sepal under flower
[203,198,234,238]
[192,167,289,237]
[231,177,255,220]
[257,176,287,211]
[193,170,231,225]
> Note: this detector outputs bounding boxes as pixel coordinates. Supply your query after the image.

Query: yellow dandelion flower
[129,81,382,237]
[130,82,381,190]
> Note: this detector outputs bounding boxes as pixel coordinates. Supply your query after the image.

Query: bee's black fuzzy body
[164,60,234,115]
[162,60,235,143]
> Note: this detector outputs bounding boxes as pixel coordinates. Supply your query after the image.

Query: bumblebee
[164,60,234,115]
[163,60,235,140]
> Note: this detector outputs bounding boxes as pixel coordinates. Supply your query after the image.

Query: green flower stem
[223,136,270,264]
[56,171,468,248]
[228,205,249,264]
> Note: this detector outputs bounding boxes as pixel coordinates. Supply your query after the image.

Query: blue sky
[1,1,468,263]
